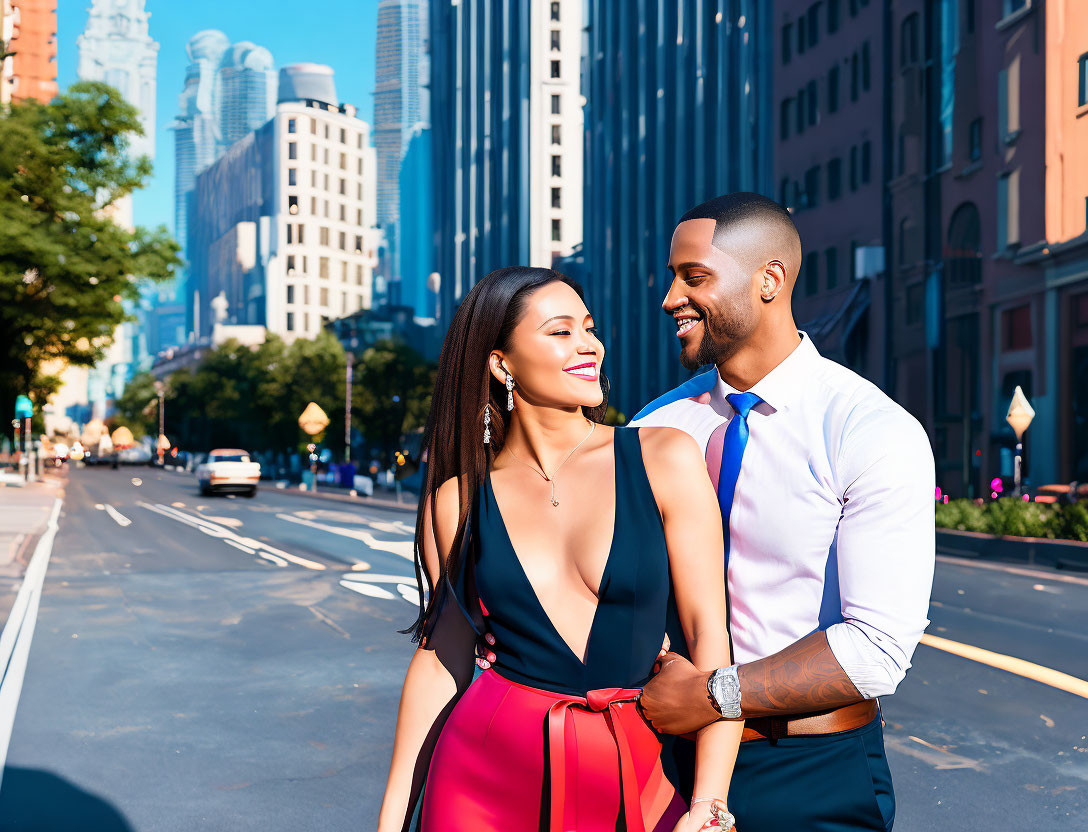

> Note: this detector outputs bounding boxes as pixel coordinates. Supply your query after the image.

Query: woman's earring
[505,372,515,411]
[483,404,491,445]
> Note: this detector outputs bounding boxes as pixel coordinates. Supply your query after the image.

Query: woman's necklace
[503,421,596,508]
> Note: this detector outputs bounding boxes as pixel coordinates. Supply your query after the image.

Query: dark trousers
[664,715,895,831]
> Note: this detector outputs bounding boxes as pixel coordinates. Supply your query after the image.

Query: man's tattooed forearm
[737,631,862,717]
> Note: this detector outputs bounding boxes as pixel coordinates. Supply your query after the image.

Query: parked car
[196,449,261,497]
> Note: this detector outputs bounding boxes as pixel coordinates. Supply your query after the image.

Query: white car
[196,449,261,497]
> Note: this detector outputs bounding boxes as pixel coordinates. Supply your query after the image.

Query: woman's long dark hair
[406,267,609,641]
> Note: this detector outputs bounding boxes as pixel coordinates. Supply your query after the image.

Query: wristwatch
[707,665,743,719]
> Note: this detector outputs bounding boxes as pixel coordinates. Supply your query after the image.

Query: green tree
[0,82,181,422]
[352,339,436,465]
[114,370,159,439]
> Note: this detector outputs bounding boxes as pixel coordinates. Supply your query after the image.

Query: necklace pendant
[550,496,560,507]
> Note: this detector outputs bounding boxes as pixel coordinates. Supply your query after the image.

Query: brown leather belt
[740,699,879,742]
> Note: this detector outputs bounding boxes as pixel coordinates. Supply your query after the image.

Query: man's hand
[640,652,722,735]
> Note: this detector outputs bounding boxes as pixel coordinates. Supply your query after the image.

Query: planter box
[936,528,1088,572]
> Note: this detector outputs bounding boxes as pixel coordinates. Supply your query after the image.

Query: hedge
[935,498,1088,542]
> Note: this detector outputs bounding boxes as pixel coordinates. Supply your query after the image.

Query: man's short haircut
[678,192,800,252]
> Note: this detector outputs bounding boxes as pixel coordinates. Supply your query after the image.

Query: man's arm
[736,630,860,717]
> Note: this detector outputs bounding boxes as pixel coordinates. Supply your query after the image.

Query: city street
[0,465,1085,830]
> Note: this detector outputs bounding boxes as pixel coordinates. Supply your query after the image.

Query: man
[631,193,934,830]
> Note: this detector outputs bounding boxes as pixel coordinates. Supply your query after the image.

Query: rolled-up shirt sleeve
[824,407,936,699]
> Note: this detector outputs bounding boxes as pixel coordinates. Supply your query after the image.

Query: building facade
[579,0,773,419]
[186,64,381,344]
[77,0,158,162]
[6,0,56,103]
[428,0,584,322]
[775,0,887,387]
[1,0,16,106]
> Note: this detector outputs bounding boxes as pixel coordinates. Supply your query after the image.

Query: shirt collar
[713,332,818,414]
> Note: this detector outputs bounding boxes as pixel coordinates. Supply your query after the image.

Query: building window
[828,65,840,113]
[551,187,561,209]
[552,219,562,241]
[1002,0,1027,17]
[850,53,859,101]
[968,118,982,161]
[286,284,295,304]
[288,119,297,134]
[849,145,858,191]
[551,60,561,79]
[319,257,330,278]
[354,235,362,253]
[552,155,562,177]
[861,41,871,91]
[342,260,349,281]
[303,312,310,332]
[303,284,310,305]
[997,170,1020,249]
[804,166,821,208]
[551,30,561,51]
[286,312,295,332]
[998,57,1022,141]
[1002,305,1032,351]
[550,1,560,21]
[339,153,347,170]
[947,202,982,284]
[828,0,840,33]
[825,247,839,289]
[798,16,807,55]
[807,79,818,125]
[1079,53,1088,107]
[807,3,820,47]
[288,195,298,214]
[320,287,329,308]
[320,226,330,246]
[311,145,317,162]
[286,255,296,274]
[310,120,317,135]
[288,168,297,187]
[828,157,842,200]
[551,125,562,145]
[357,208,363,225]
[288,142,297,160]
[780,98,792,140]
[805,252,819,295]
[551,94,561,114]
[287,224,294,244]
[848,0,858,16]
[782,23,793,64]
[339,231,347,250]
[324,147,330,164]
[966,0,975,33]
[796,90,806,135]
[356,264,364,285]
[861,141,872,184]
[339,204,346,221]
[901,14,919,67]
[340,128,346,144]
[325,124,330,139]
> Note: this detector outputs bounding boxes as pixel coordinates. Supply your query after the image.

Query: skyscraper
[373,0,428,297]
[428,0,584,320]
[6,0,57,103]
[186,64,381,343]
[579,1,773,418]
[77,0,158,162]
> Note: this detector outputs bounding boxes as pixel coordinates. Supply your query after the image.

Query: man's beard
[680,307,746,371]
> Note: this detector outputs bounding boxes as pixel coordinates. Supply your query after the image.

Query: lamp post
[153,380,166,466]
[345,355,353,465]
[1005,385,1035,498]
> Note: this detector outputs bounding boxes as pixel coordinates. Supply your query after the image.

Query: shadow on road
[0,766,135,831]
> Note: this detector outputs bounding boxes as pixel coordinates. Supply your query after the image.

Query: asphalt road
[1,465,1085,830]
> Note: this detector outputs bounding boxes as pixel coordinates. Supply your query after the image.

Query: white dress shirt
[630,333,935,698]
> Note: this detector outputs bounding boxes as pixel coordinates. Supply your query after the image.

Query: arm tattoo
[737,631,863,718]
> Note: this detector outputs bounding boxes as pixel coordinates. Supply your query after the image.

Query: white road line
[340,573,418,584]
[339,580,396,600]
[103,504,132,527]
[397,584,419,604]
[138,502,326,571]
[936,553,1088,587]
[276,513,414,561]
[0,497,62,792]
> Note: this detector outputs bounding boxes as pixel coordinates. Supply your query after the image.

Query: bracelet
[690,798,735,830]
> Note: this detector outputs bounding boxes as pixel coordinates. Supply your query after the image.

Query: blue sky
[57,0,381,236]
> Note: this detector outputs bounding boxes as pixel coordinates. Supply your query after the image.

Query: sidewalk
[274,481,418,514]
[0,472,64,625]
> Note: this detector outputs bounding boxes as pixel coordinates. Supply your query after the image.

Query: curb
[273,484,418,515]
[936,528,1088,572]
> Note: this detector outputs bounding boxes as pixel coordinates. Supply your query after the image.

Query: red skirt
[422,669,684,832]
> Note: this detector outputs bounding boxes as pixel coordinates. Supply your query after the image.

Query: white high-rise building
[187,64,381,343]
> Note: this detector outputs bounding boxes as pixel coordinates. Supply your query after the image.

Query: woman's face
[490,281,605,411]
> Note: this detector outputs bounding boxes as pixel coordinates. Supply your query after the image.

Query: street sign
[1006,386,1035,439]
[14,395,32,419]
[298,402,330,436]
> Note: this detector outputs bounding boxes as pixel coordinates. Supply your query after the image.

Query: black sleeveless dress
[420,428,685,831]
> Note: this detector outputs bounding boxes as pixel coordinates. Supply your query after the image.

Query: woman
[377,268,742,832]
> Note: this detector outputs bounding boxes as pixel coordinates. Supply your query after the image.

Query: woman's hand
[671,800,736,831]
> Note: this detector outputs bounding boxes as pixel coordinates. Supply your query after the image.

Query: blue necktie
[719,392,763,566]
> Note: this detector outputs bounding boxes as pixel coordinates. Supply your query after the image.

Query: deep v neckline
[485,435,620,667]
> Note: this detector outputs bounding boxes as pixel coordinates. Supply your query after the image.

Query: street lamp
[1005,385,1035,498]
[153,380,166,466]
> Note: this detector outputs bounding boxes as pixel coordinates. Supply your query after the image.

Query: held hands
[672,802,737,832]
[640,651,722,735]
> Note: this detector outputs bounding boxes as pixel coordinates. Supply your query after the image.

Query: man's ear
[760,260,788,303]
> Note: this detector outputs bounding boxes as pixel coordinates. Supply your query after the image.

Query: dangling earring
[483,404,491,445]
[505,371,515,411]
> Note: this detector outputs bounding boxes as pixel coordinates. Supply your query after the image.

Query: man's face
[663,219,759,371]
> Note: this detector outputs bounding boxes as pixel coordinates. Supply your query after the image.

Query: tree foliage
[0,82,181,421]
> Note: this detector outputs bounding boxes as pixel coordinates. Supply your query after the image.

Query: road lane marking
[276,514,413,561]
[138,502,326,571]
[103,505,132,527]
[339,580,396,600]
[883,734,984,771]
[340,573,417,584]
[397,584,419,604]
[224,539,255,555]
[936,554,1088,587]
[0,497,62,791]
[919,633,1088,700]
